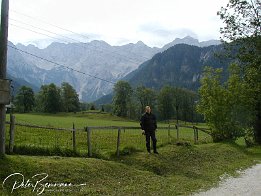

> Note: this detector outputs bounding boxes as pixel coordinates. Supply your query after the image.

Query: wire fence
[4,117,212,157]
[5,121,87,156]
[86,126,212,157]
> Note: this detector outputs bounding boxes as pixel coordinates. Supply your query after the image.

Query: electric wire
[10,10,151,63]
[10,18,82,44]
[11,10,90,41]
[8,44,116,85]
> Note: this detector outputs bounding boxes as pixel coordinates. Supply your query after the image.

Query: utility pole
[0,0,10,155]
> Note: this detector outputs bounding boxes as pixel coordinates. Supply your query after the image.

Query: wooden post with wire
[116,128,121,157]
[87,127,92,157]
[72,123,76,152]
[9,114,15,153]
[168,124,171,143]
[193,126,198,144]
[176,124,179,141]
[0,0,10,156]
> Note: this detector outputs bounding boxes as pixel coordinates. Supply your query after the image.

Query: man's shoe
[147,150,151,154]
[154,151,159,154]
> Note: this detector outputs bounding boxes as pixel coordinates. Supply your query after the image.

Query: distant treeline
[13,82,80,113]
[12,81,202,123]
[110,81,202,122]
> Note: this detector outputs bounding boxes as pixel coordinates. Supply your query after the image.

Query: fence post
[193,126,198,144]
[116,128,121,157]
[176,125,179,140]
[9,114,15,153]
[72,123,76,152]
[168,124,171,143]
[87,127,92,157]
[196,127,199,142]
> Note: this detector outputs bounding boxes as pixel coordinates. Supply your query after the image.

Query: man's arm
[140,115,145,130]
[154,114,157,129]
[140,115,146,135]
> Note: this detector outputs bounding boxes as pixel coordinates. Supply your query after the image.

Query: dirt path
[193,163,261,196]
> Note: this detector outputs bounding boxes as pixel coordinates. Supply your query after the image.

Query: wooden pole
[176,125,179,140]
[87,127,92,157]
[0,0,9,155]
[168,124,171,143]
[193,126,197,144]
[9,114,15,153]
[196,127,199,142]
[72,123,76,152]
[116,128,121,157]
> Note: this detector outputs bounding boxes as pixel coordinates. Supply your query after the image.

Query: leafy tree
[172,88,185,124]
[103,104,113,113]
[157,86,199,123]
[90,105,96,110]
[218,0,260,41]
[178,89,198,124]
[218,0,261,143]
[197,65,253,141]
[14,86,35,113]
[136,86,157,114]
[101,105,105,112]
[37,83,62,113]
[79,102,88,111]
[158,86,175,120]
[61,82,80,112]
[112,81,133,117]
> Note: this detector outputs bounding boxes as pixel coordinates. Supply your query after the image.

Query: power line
[10,10,91,41]
[10,10,151,62]
[10,20,149,64]
[7,44,116,85]
[10,18,82,44]
[10,23,69,43]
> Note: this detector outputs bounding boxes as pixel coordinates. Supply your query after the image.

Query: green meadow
[0,143,260,195]
[6,112,138,128]
[1,112,260,195]
[4,112,212,158]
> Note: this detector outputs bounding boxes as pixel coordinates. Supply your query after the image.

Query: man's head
[145,106,151,113]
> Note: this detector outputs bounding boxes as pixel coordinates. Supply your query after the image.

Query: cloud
[139,22,198,38]
[171,29,198,39]
[9,0,228,47]
[138,23,175,37]
[136,23,200,47]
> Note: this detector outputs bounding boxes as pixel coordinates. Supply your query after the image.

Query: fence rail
[5,121,84,131]
[4,117,212,157]
[85,125,212,157]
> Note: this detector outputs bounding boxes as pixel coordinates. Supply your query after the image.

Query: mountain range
[95,43,230,105]
[126,44,229,90]
[7,36,221,102]
[161,36,221,51]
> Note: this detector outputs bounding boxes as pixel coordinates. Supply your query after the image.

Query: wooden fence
[5,116,212,157]
[5,116,84,154]
[86,125,211,157]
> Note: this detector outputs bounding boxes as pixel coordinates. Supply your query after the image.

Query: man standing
[140,106,158,154]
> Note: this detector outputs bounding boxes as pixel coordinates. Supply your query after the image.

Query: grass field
[5,112,212,158]
[0,143,260,195]
[1,112,261,195]
[6,112,139,128]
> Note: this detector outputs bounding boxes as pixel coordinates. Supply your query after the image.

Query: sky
[8,0,228,48]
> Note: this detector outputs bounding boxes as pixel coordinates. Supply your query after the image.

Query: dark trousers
[145,130,157,152]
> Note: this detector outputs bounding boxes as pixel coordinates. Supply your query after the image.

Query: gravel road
[193,163,261,196]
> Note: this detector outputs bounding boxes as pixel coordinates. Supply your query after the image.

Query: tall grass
[5,113,212,157]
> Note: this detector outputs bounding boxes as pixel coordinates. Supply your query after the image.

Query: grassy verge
[1,142,260,196]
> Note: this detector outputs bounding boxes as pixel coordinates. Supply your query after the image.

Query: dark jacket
[140,112,157,132]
